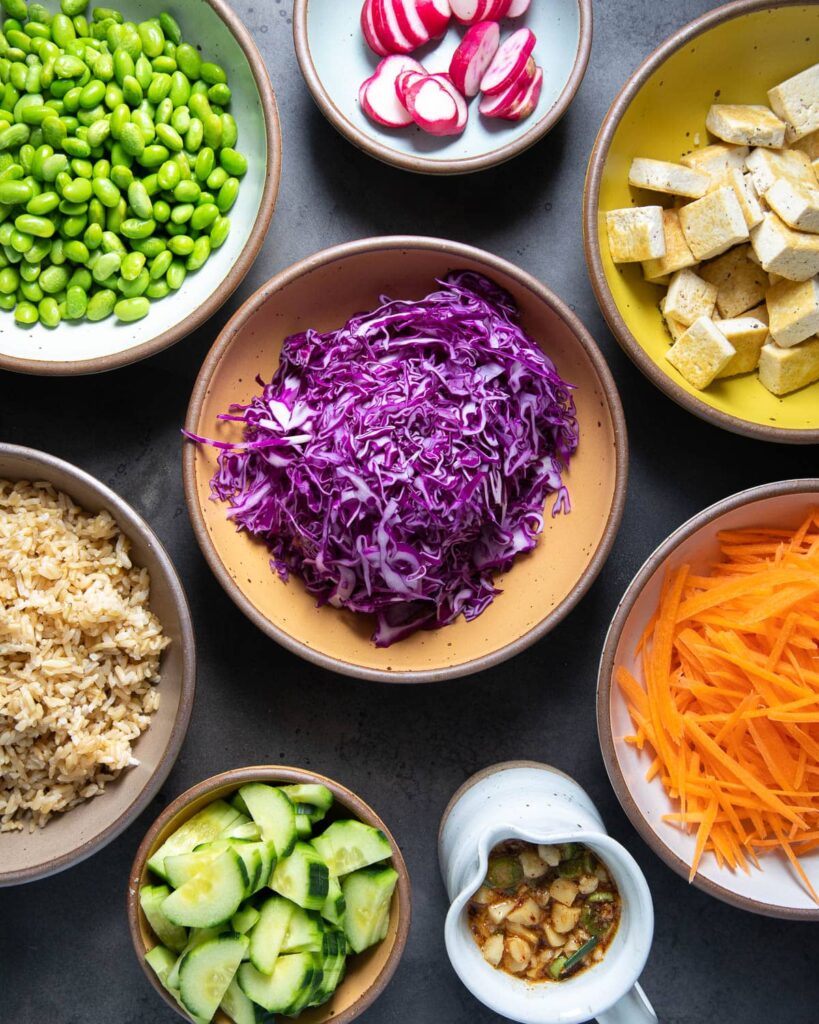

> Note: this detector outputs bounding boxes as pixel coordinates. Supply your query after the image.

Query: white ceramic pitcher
[439,761,657,1024]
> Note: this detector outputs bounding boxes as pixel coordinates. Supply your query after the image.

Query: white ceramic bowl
[598,481,819,919]
[293,0,591,174]
[0,0,281,375]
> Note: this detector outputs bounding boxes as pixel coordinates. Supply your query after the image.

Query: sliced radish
[395,68,426,105]
[480,27,536,94]
[431,73,468,132]
[414,0,452,38]
[406,75,460,134]
[361,0,390,56]
[373,0,417,53]
[392,0,431,47]
[506,0,531,15]
[360,55,426,127]
[450,0,486,24]
[481,0,511,17]
[449,20,500,97]
[478,55,535,116]
[495,64,542,120]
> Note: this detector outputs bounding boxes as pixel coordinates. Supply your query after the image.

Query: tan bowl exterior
[0,443,195,886]
[127,766,412,1024]
[183,236,628,682]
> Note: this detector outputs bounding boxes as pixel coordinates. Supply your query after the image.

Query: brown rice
[0,478,170,832]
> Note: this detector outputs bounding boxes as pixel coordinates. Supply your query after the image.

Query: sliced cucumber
[165,849,220,891]
[179,934,248,1023]
[220,976,258,1024]
[163,850,248,929]
[232,905,261,935]
[140,884,188,953]
[281,784,333,812]
[251,841,277,894]
[231,791,249,816]
[148,801,243,882]
[238,954,318,1014]
[341,866,398,954]
[239,784,297,859]
[320,876,346,927]
[295,807,314,839]
[225,819,262,841]
[271,842,330,912]
[249,894,293,975]
[311,820,391,877]
[145,944,177,987]
[282,906,324,954]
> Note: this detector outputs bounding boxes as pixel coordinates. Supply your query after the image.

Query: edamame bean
[64,282,86,317]
[114,294,148,320]
[63,238,87,262]
[91,249,120,281]
[117,266,148,296]
[145,277,168,299]
[209,214,229,249]
[26,189,58,214]
[38,263,67,292]
[85,286,114,319]
[119,121,144,157]
[14,299,39,324]
[15,212,53,237]
[120,249,144,280]
[0,179,32,204]
[119,216,154,239]
[186,234,209,270]
[38,294,60,326]
[219,147,246,177]
[216,176,238,213]
[159,12,181,45]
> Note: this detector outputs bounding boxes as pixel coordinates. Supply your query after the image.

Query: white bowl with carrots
[598,480,819,920]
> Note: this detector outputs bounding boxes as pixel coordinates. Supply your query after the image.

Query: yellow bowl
[583,0,819,444]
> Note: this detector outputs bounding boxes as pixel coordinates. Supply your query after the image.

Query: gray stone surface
[1,1,817,1021]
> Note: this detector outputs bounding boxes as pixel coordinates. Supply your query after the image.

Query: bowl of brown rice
[0,443,196,886]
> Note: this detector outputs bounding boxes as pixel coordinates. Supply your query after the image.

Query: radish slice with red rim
[395,68,427,105]
[449,20,500,97]
[506,0,531,15]
[373,0,417,53]
[478,55,535,116]
[360,55,426,126]
[414,0,452,37]
[479,26,536,94]
[482,0,511,18]
[361,0,390,56]
[406,75,461,134]
[449,0,483,25]
[495,63,542,120]
[392,0,431,47]
[430,73,468,131]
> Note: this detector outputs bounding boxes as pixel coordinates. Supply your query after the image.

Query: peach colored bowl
[183,236,628,683]
[0,443,195,887]
[127,765,412,1024]
[598,479,819,919]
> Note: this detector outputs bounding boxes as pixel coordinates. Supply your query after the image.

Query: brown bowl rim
[127,765,412,1024]
[1,0,282,378]
[181,234,629,684]
[291,0,593,176]
[0,442,196,887]
[597,477,819,920]
[582,0,819,445]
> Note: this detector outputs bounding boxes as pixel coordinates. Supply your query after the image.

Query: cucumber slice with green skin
[239,784,297,859]
[225,819,262,841]
[168,927,222,992]
[179,934,248,1023]
[238,954,318,1014]
[220,975,259,1024]
[320,876,346,927]
[271,842,330,911]
[232,905,261,936]
[286,961,325,1016]
[252,841,277,894]
[145,944,177,986]
[163,850,248,929]
[231,791,250,816]
[169,841,262,896]
[249,895,294,975]
[311,820,392,878]
[140,885,188,953]
[148,801,244,882]
[282,906,324,954]
[281,784,333,812]
[341,865,398,954]
[295,811,313,839]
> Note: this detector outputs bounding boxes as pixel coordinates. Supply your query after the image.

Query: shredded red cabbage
[189,271,579,647]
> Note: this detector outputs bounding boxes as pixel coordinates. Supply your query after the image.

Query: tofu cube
[706,104,786,149]
[765,178,819,234]
[666,316,736,389]
[681,144,749,187]
[745,147,816,194]
[606,206,666,263]
[641,209,699,281]
[628,157,709,198]
[699,244,768,317]
[758,336,819,395]
[659,297,689,342]
[720,168,765,229]
[750,212,819,282]
[768,63,819,143]
[791,130,819,163]
[766,277,819,347]
[714,314,769,377]
[663,268,718,326]
[679,186,750,260]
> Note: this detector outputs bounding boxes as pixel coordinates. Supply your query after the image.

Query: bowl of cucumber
[127,765,411,1024]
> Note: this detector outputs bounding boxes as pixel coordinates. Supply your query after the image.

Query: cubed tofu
[641,209,699,280]
[606,206,666,262]
[720,168,765,229]
[706,104,786,149]
[663,268,718,325]
[758,336,819,394]
[750,212,819,282]
[745,146,816,194]
[768,63,819,143]
[714,314,769,377]
[628,157,710,198]
[791,130,819,164]
[681,143,749,187]
[699,244,768,317]
[766,277,819,347]
[666,316,736,389]
[765,178,819,234]
[659,297,689,342]
[679,186,749,260]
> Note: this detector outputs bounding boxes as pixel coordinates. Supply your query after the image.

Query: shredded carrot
[616,512,819,903]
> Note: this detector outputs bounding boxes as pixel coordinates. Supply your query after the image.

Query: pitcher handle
[596,983,658,1024]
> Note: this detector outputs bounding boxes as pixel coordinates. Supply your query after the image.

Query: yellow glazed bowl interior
[585,1,819,442]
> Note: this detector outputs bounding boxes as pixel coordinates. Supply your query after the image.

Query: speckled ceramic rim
[597,478,819,920]
[182,235,629,684]
[291,0,593,175]
[582,0,819,445]
[1,0,282,377]
[127,765,412,1024]
[0,442,196,887]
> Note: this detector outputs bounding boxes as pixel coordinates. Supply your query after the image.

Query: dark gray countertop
[1,1,817,1022]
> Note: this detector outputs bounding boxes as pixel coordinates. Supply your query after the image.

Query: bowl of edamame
[0,0,281,374]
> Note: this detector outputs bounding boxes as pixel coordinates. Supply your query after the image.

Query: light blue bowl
[293,0,592,174]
